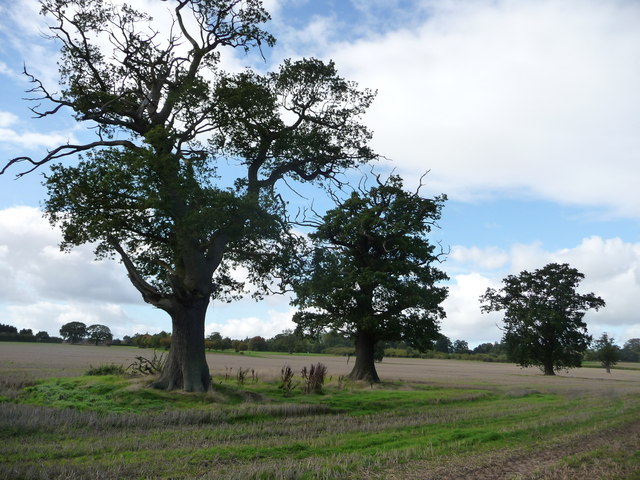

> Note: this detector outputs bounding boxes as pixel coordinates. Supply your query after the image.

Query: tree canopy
[5,0,376,392]
[480,262,605,375]
[593,333,620,373]
[59,321,87,344]
[292,173,448,382]
[86,324,113,345]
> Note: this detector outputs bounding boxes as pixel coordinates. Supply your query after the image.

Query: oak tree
[480,263,605,375]
[86,324,113,345]
[59,321,87,343]
[5,1,376,391]
[291,174,448,382]
[593,333,620,373]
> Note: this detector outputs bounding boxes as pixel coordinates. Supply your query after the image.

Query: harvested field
[1,342,639,479]
[1,342,638,389]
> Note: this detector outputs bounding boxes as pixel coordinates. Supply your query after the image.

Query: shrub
[86,364,127,376]
[324,346,355,356]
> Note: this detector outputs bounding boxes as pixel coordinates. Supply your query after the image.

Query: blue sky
[1,0,639,347]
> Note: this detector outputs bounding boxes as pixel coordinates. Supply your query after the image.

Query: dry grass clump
[0,374,36,400]
[0,401,333,435]
[301,363,327,394]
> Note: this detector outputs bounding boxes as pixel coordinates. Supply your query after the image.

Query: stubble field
[1,343,639,479]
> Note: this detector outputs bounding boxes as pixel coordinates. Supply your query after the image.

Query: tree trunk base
[154,299,211,392]
[349,332,381,383]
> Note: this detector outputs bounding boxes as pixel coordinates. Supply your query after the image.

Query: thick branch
[109,237,173,310]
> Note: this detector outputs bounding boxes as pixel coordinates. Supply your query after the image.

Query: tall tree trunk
[154,297,211,392]
[543,362,555,376]
[349,331,380,383]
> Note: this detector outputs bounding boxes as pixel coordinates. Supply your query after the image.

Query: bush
[86,364,127,376]
[323,346,355,356]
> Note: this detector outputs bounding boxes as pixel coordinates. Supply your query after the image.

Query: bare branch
[2,140,142,177]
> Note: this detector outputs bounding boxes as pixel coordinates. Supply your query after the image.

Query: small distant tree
[59,321,87,344]
[232,340,248,352]
[452,339,470,354]
[207,332,224,350]
[86,324,113,345]
[221,337,234,351]
[593,333,620,373]
[433,334,453,353]
[248,336,268,351]
[620,338,640,362]
[473,342,494,354]
[268,329,299,353]
[19,329,34,337]
[480,263,605,375]
[0,324,18,334]
[35,331,50,342]
[292,174,448,383]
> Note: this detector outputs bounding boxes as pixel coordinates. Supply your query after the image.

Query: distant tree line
[114,328,511,363]
[0,324,62,343]
[4,320,639,370]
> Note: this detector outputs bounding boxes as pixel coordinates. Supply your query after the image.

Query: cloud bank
[278,0,640,217]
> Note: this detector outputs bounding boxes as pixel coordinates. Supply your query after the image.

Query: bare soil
[1,342,638,394]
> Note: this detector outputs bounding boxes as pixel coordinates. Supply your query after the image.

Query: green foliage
[292,174,448,381]
[247,336,268,351]
[23,0,376,392]
[59,321,87,344]
[481,263,605,375]
[86,364,127,376]
[0,324,18,334]
[620,338,640,362]
[4,362,640,479]
[433,334,453,353]
[18,376,216,414]
[86,324,112,345]
[452,339,470,354]
[593,333,620,372]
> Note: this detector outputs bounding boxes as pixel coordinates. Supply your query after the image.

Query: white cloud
[0,112,18,128]
[2,301,153,339]
[0,128,78,151]
[441,272,502,344]
[315,0,640,217]
[4,301,131,336]
[450,245,509,270]
[206,308,296,339]
[0,206,140,305]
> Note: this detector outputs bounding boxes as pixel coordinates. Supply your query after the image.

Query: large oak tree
[480,263,605,375]
[3,0,376,391]
[291,174,448,382]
